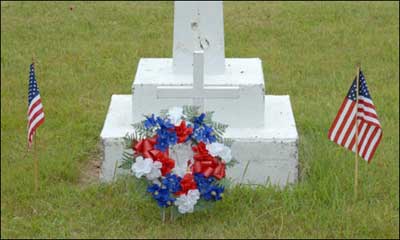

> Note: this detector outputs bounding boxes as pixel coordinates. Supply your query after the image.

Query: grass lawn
[1,1,399,238]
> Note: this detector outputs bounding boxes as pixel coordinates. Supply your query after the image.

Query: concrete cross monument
[100,1,299,187]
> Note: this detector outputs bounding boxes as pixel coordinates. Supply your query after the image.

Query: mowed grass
[1,1,399,238]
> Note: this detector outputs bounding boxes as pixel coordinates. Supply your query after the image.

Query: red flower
[175,121,193,143]
[192,142,208,154]
[192,142,226,179]
[133,137,157,159]
[176,173,197,195]
[153,151,175,176]
[133,136,169,159]
[213,161,226,180]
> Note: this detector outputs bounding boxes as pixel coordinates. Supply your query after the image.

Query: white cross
[157,50,239,112]
[173,1,225,75]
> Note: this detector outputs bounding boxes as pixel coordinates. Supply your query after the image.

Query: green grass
[1,1,399,238]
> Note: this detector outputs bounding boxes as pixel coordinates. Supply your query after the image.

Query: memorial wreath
[120,106,236,216]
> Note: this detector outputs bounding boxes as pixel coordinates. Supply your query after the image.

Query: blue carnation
[147,184,160,194]
[203,124,216,143]
[194,173,224,201]
[194,113,206,125]
[192,124,216,143]
[156,116,174,129]
[203,185,224,201]
[167,132,178,145]
[153,117,177,152]
[162,173,182,193]
[154,136,169,152]
[193,127,205,142]
[147,184,175,207]
[155,128,177,152]
[144,114,157,129]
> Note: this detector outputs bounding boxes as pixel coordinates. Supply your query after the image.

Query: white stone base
[100,95,298,187]
[132,58,265,128]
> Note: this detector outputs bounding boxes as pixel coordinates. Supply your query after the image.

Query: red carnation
[176,173,197,195]
[175,121,193,143]
[213,161,226,180]
[153,151,175,176]
[192,142,208,154]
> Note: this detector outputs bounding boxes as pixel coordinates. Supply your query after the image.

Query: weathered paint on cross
[157,51,239,112]
[173,1,225,75]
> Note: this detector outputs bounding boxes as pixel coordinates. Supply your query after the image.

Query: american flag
[27,63,45,147]
[328,70,382,163]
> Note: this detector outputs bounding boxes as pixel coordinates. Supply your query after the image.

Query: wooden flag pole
[354,64,360,199]
[34,134,39,192]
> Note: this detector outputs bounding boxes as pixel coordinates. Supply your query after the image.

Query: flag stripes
[328,70,382,163]
[27,63,45,147]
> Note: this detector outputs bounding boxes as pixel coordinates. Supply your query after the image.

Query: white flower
[167,106,184,126]
[146,161,162,181]
[174,189,200,214]
[132,156,153,178]
[206,142,232,163]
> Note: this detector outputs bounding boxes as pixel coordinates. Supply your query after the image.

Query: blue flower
[194,173,213,191]
[194,173,224,201]
[156,192,175,207]
[194,113,206,125]
[147,184,160,195]
[192,124,216,143]
[156,128,168,138]
[203,185,224,201]
[153,117,177,152]
[144,114,157,129]
[147,184,175,207]
[193,127,205,142]
[155,129,177,152]
[167,132,177,145]
[156,116,174,129]
[162,173,182,193]
[155,136,169,152]
[194,173,214,194]
[203,124,216,143]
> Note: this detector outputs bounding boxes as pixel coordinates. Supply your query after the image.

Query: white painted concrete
[100,95,298,187]
[100,1,299,187]
[158,51,240,113]
[132,58,265,128]
[173,1,225,75]
[100,95,133,181]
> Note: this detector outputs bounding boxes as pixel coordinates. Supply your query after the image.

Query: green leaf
[225,158,239,168]
[203,111,214,124]
[183,105,200,121]
[119,151,134,169]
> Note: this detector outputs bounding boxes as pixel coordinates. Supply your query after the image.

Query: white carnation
[146,161,162,181]
[174,189,200,214]
[167,106,184,126]
[131,156,153,178]
[206,142,232,163]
